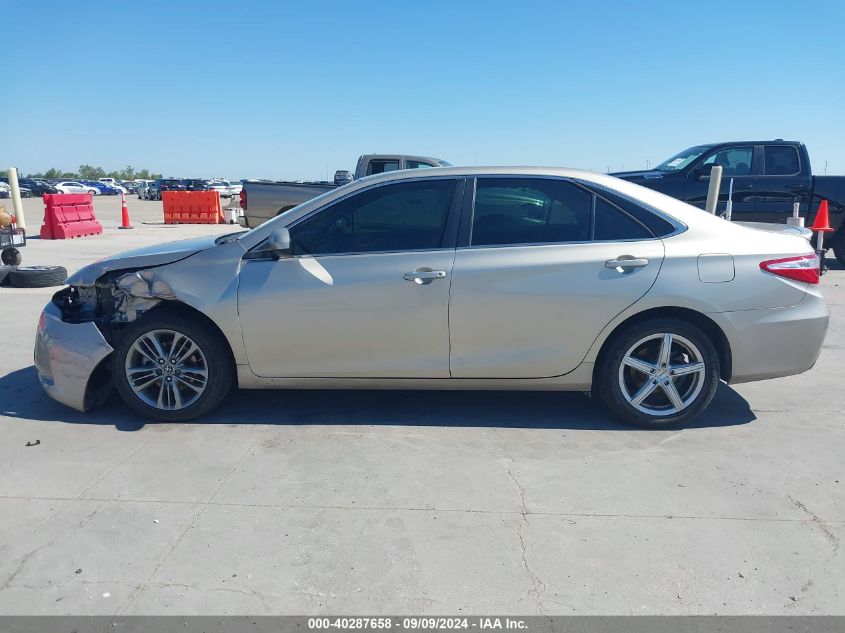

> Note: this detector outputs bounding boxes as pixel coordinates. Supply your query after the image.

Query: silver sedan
[34,167,829,428]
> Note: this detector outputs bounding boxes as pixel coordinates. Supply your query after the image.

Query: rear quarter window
[585,185,677,237]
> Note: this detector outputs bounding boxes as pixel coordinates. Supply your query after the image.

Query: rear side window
[764,145,800,175]
[471,178,591,246]
[366,160,400,176]
[468,178,675,247]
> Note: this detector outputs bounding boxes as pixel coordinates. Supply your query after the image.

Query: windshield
[654,145,711,172]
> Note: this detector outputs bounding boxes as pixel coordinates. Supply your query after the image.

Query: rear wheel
[596,318,720,428]
[112,311,234,421]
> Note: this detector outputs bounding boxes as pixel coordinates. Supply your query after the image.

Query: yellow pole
[6,167,26,231]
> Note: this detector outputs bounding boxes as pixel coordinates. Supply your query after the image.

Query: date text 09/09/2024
[307,617,528,630]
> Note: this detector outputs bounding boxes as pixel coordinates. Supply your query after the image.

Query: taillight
[239,189,247,210]
[760,254,820,284]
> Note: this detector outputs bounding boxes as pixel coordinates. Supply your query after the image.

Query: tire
[1,247,22,266]
[9,265,68,288]
[111,310,234,421]
[596,317,720,429]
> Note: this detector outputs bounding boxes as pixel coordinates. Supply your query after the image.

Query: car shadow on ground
[1,365,755,432]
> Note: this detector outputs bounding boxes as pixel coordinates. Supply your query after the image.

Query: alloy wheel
[617,333,706,416]
[124,329,208,410]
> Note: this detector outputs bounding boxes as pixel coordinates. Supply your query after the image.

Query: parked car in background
[20,178,58,195]
[55,181,100,195]
[134,180,154,198]
[80,180,121,195]
[334,170,354,185]
[37,166,828,428]
[148,178,186,201]
[227,180,242,196]
[98,178,128,194]
[184,179,210,191]
[0,182,30,198]
[1,177,57,196]
[613,140,845,263]
[241,154,450,228]
[208,181,237,198]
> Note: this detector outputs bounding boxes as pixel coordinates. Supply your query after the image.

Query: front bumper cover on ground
[34,302,114,412]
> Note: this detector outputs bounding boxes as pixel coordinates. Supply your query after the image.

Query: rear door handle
[605,256,649,271]
[403,270,447,284]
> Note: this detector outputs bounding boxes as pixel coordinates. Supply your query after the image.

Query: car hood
[67,235,222,286]
[610,170,667,181]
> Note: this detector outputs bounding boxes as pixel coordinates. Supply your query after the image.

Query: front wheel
[112,311,234,421]
[596,318,720,428]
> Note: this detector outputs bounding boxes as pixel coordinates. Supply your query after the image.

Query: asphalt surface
[0,194,843,615]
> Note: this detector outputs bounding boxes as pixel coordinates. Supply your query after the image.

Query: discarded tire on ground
[1,247,21,266]
[9,266,68,288]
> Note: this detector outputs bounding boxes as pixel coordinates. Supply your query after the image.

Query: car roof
[354,165,600,185]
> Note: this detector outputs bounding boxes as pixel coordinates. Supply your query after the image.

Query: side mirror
[254,227,291,259]
[694,164,714,180]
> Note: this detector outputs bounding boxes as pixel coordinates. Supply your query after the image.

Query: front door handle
[605,256,649,271]
[403,270,447,285]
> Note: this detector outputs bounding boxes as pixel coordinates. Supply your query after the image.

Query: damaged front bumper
[34,302,114,412]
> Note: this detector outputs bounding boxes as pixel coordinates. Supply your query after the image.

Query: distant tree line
[26,165,163,181]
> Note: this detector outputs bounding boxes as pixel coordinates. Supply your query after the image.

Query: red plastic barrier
[162,191,222,224]
[40,193,102,240]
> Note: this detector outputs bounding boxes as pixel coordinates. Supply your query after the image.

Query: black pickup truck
[612,140,845,263]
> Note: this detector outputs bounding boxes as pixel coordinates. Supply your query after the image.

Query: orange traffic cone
[119,193,134,230]
[811,199,833,233]
[811,200,834,275]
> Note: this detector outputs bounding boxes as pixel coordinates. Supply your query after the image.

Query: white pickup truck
[240,154,450,228]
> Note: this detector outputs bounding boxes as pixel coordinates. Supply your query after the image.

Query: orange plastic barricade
[40,193,103,239]
[162,191,223,224]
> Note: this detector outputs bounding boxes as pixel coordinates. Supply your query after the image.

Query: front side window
[366,160,400,176]
[291,179,456,256]
[471,178,591,246]
[764,145,800,175]
[702,146,754,176]
[406,160,434,170]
